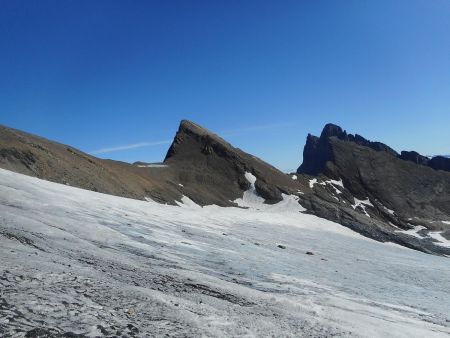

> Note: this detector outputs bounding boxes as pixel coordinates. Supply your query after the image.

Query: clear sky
[1,0,449,171]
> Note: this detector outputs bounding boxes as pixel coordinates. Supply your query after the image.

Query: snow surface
[137,164,167,168]
[396,226,450,248]
[0,168,449,337]
[233,172,305,213]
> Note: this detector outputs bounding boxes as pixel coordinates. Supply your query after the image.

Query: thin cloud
[221,121,296,137]
[90,140,172,155]
[89,121,296,155]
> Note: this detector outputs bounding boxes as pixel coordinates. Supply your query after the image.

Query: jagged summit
[320,123,347,139]
[298,123,450,175]
[164,119,235,162]
[298,123,401,176]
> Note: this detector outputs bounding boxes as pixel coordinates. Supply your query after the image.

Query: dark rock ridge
[297,123,450,250]
[298,124,398,176]
[399,151,430,166]
[163,120,300,205]
[299,123,450,175]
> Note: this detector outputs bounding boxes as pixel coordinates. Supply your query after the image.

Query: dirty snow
[0,168,449,337]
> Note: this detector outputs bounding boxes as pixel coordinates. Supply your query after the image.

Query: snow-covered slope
[0,168,449,337]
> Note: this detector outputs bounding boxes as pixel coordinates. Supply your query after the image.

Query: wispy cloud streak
[221,121,297,137]
[90,121,296,155]
[90,140,172,155]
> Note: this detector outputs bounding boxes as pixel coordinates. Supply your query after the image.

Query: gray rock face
[298,124,398,175]
[429,156,450,172]
[296,123,450,254]
[400,151,430,166]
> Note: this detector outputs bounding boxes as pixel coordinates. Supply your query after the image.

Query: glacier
[0,168,449,337]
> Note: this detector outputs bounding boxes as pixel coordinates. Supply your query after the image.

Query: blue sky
[1,0,449,171]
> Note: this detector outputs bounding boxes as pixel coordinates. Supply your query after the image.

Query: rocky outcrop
[399,151,430,166]
[299,123,450,174]
[297,124,450,241]
[429,156,450,172]
[298,124,398,175]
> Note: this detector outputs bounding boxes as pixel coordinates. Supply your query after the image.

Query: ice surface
[0,168,449,337]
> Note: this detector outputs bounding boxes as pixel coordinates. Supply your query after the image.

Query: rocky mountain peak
[320,123,348,140]
[298,123,400,175]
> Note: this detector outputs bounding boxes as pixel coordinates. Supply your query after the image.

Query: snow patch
[234,172,266,209]
[352,198,373,218]
[234,172,305,213]
[137,164,167,168]
[309,178,318,188]
[383,206,395,215]
[291,175,297,180]
[325,179,344,194]
[397,226,427,239]
[175,195,202,209]
[428,232,450,248]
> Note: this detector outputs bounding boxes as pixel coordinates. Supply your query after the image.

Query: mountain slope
[163,120,304,205]
[0,122,306,207]
[297,124,450,252]
[0,124,183,203]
